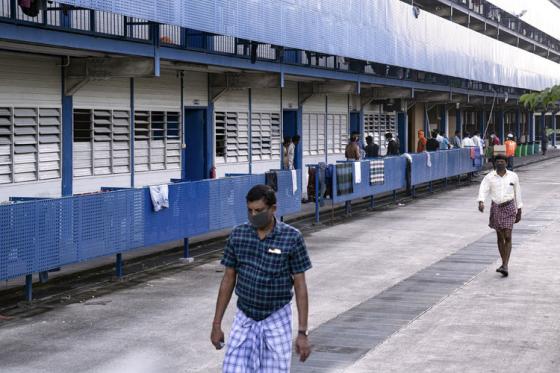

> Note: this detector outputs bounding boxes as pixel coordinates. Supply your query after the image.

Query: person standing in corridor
[477,154,523,277]
[211,185,312,372]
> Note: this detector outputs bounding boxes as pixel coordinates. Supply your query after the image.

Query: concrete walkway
[1,158,560,372]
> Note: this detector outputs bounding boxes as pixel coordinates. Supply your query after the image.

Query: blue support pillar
[248,88,253,174]
[397,111,408,154]
[539,112,546,141]
[180,72,186,180]
[61,65,73,197]
[324,95,328,164]
[479,111,485,138]
[515,109,521,141]
[130,78,135,187]
[497,111,505,143]
[553,114,557,147]
[456,108,462,138]
[529,112,535,142]
[439,105,448,135]
[206,79,215,179]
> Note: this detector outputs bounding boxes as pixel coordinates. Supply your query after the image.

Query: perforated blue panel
[410,149,480,186]
[0,172,300,281]
[332,157,407,204]
[56,0,560,90]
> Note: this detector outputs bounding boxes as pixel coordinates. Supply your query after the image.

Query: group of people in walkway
[345,132,400,161]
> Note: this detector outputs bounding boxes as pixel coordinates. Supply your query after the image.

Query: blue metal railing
[0,170,301,288]
[306,148,482,223]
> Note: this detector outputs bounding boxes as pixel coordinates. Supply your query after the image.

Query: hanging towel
[291,169,298,195]
[369,160,385,185]
[336,163,354,196]
[265,171,278,192]
[473,146,482,167]
[470,147,476,160]
[353,162,362,184]
[426,152,432,168]
[149,185,169,212]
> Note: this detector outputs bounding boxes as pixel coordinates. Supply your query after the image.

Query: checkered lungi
[223,304,292,373]
[488,199,517,230]
[369,160,384,185]
[336,163,354,196]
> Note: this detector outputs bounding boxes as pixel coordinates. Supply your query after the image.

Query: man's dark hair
[283,136,292,143]
[474,131,480,136]
[455,130,461,135]
[292,135,300,143]
[463,132,470,138]
[366,136,373,144]
[246,184,276,207]
[439,130,446,136]
[494,154,508,162]
[385,133,393,139]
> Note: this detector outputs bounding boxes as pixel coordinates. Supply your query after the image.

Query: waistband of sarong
[491,199,515,207]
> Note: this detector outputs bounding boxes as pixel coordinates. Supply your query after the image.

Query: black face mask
[248,210,271,229]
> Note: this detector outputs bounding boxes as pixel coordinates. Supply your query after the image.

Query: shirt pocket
[259,252,289,277]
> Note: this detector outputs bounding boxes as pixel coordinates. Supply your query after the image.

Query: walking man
[211,184,312,371]
[477,154,523,277]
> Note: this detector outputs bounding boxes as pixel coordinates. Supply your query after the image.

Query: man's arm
[293,272,311,362]
[477,176,490,212]
[210,267,237,349]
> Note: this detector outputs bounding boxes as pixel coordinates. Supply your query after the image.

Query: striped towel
[369,160,384,185]
[336,163,354,196]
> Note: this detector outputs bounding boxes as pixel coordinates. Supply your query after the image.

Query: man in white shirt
[477,154,523,277]
[461,132,475,147]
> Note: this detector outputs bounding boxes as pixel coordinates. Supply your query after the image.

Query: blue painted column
[478,111,485,138]
[248,88,253,174]
[397,111,408,153]
[130,78,135,187]
[540,112,546,141]
[61,65,73,197]
[424,105,430,135]
[497,111,505,143]
[324,95,328,164]
[439,105,448,135]
[456,108,462,137]
[553,114,557,147]
[529,112,534,142]
[515,109,521,141]
[206,77,215,179]
[180,72,186,180]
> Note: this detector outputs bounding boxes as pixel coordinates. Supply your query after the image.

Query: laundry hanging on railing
[336,163,354,196]
[265,171,278,192]
[353,162,362,184]
[369,160,385,185]
[426,152,432,168]
[291,169,298,195]
[149,185,169,212]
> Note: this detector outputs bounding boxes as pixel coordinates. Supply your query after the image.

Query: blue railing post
[345,201,351,216]
[369,195,375,209]
[25,274,33,302]
[182,238,194,262]
[115,253,123,278]
[89,9,96,33]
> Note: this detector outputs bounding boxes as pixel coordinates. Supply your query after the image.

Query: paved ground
[1,157,560,372]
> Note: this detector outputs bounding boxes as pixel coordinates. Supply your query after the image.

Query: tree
[520,85,560,111]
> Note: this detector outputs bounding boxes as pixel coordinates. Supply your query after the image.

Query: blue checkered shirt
[221,220,312,321]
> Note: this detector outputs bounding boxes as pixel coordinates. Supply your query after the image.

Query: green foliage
[520,85,560,111]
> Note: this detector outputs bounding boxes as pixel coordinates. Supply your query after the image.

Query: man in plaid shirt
[211,184,312,372]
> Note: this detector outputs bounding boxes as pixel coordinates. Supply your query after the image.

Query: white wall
[136,70,181,111]
[184,71,208,107]
[74,78,130,110]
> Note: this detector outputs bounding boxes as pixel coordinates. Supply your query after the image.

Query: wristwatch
[298,330,309,337]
